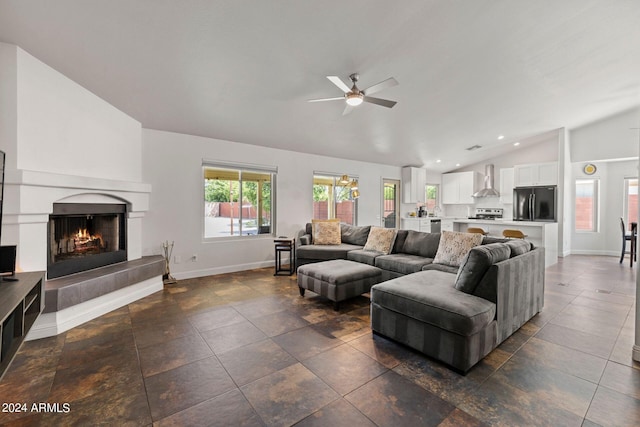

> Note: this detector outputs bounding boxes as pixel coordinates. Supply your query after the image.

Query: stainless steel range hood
[472,164,500,198]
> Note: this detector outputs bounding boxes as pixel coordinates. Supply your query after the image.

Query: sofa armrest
[476,247,544,343]
[299,234,312,246]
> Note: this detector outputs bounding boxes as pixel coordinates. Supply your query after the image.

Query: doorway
[382,179,400,228]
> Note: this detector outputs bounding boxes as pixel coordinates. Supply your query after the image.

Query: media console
[0,271,45,379]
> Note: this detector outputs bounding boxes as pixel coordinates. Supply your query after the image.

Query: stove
[468,208,503,220]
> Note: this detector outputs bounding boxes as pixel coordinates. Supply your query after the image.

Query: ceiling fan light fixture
[345,93,364,106]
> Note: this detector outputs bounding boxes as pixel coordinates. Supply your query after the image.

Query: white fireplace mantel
[2,168,152,273]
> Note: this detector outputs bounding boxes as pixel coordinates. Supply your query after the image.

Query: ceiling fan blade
[363,77,398,96]
[308,97,344,103]
[327,76,351,93]
[342,105,354,116]
[363,96,397,108]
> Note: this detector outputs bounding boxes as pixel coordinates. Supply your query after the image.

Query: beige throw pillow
[433,230,483,267]
[363,226,397,254]
[312,219,341,245]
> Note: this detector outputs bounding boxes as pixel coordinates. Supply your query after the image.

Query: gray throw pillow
[455,243,511,294]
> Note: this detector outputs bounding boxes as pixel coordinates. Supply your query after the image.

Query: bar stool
[502,229,527,239]
[467,227,488,235]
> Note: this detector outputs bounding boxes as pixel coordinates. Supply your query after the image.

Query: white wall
[5,43,142,182]
[567,109,640,255]
[141,129,401,278]
[0,43,148,271]
[571,108,640,163]
[570,159,638,256]
[442,130,560,218]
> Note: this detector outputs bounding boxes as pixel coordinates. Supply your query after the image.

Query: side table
[274,238,296,276]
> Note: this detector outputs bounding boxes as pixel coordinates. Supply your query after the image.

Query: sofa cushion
[297,243,363,261]
[392,230,409,254]
[371,270,496,336]
[347,249,383,266]
[455,243,511,294]
[375,253,434,275]
[433,231,483,267]
[505,239,531,257]
[422,263,459,274]
[340,224,371,246]
[312,219,341,245]
[401,231,441,258]
[363,227,397,254]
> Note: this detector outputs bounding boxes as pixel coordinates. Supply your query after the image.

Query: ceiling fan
[308,73,398,115]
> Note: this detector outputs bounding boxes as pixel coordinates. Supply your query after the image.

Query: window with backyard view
[313,174,357,225]
[204,163,276,238]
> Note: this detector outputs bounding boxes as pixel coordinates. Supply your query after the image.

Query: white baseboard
[173,260,275,280]
[26,276,163,340]
[569,250,619,257]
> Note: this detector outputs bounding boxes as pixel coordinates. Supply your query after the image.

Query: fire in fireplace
[48,203,127,279]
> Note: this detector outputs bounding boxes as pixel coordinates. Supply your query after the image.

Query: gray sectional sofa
[296,223,545,373]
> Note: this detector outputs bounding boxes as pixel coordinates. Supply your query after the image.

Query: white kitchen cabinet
[440,219,454,231]
[499,168,514,204]
[400,218,420,231]
[514,162,558,187]
[441,171,481,204]
[401,218,440,233]
[402,167,427,204]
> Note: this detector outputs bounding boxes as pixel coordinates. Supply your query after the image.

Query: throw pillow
[433,230,483,267]
[363,227,397,254]
[312,219,341,245]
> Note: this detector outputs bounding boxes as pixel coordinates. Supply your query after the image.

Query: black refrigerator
[513,186,557,221]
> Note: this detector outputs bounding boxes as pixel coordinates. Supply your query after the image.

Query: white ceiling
[1,0,639,172]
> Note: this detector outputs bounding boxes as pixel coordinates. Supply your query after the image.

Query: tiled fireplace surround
[4,169,164,339]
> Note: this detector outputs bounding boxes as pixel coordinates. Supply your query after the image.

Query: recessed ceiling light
[497,135,505,140]
[513,142,520,146]
[456,163,461,167]
[436,159,441,163]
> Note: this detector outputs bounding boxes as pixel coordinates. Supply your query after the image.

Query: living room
[0,1,639,426]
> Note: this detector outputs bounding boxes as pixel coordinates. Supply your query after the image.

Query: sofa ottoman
[297,259,382,310]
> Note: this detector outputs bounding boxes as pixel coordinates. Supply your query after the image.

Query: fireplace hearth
[48,203,127,279]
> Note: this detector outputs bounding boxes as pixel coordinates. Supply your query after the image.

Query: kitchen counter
[401,217,442,233]
[460,219,555,227]
[453,219,558,267]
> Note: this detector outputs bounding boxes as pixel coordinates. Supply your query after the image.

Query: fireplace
[48,203,127,279]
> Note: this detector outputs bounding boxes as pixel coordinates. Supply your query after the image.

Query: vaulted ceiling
[1,0,639,172]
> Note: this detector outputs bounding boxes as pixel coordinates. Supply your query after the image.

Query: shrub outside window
[313,174,357,225]
[204,162,276,238]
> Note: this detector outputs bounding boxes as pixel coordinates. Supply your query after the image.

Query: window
[425,184,439,212]
[575,179,599,232]
[204,162,276,238]
[623,178,638,226]
[313,174,357,225]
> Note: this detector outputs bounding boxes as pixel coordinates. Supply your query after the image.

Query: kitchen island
[452,219,558,267]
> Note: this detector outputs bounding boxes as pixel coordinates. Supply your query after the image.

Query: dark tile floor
[0,255,638,426]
